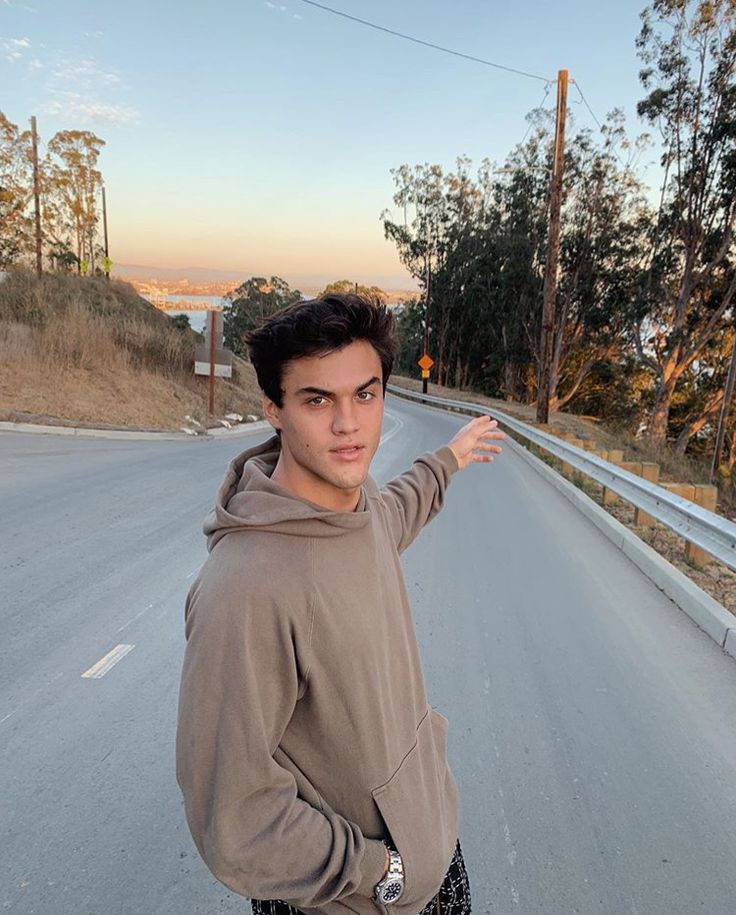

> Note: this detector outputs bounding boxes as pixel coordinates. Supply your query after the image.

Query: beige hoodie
[176,433,461,915]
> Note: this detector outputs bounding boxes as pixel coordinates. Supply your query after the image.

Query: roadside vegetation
[0,270,262,430]
[383,1,736,468]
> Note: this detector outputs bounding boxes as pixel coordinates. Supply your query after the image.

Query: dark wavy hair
[244,293,397,409]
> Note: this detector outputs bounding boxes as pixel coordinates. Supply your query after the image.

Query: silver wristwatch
[373,843,405,905]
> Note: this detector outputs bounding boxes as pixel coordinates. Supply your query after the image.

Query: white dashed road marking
[81,644,135,679]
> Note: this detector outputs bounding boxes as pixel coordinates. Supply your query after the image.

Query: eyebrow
[295,376,381,397]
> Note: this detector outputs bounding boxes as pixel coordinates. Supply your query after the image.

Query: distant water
[160,294,227,333]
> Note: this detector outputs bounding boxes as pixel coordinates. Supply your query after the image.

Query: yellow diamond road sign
[418,354,434,371]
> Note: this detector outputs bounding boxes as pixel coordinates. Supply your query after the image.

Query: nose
[332,399,359,436]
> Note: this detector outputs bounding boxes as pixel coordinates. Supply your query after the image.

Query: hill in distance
[112,262,420,302]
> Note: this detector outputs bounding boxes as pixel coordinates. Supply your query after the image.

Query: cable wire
[571,79,603,130]
[571,78,628,169]
[520,80,552,146]
[298,0,549,83]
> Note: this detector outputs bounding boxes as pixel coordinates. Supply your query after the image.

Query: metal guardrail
[387,382,736,572]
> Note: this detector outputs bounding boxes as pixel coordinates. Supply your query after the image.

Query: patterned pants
[250,837,471,915]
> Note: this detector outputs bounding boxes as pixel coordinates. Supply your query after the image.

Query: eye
[357,391,376,401]
[307,396,327,406]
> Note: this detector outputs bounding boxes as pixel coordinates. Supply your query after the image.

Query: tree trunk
[674,390,724,455]
[647,384,672,444]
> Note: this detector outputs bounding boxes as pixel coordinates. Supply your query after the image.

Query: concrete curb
[204,420,273,438]
[388,387,736,661]
[0,418,272,442]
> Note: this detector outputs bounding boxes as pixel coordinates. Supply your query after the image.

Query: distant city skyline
[4,0,655,284]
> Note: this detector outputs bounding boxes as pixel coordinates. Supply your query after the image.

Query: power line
[298,0,549,83]
[520,80,552,146]
[571,78,628,170]
[571,78,603,130]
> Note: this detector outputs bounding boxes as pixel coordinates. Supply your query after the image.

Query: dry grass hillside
[0,270,263,431]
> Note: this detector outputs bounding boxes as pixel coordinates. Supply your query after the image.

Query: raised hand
[447,415,506,471]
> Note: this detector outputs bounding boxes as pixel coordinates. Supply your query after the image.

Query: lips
[330,445,365,460]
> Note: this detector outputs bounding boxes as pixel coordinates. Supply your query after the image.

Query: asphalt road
[2,394,736,915]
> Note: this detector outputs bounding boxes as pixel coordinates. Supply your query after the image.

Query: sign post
[208,310,216,415]
[418,353,434,394]
[194,308,233,414]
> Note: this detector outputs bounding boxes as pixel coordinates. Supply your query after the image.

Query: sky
[2,0,657,287]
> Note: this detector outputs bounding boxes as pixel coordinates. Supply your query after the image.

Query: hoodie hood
[204,433,377,551]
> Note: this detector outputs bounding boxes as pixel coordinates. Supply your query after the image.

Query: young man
[176,294,505,915]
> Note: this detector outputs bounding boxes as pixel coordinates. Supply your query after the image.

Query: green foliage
[0,112,106,273]
[318,279,388,303]
[633,0,736,442]
[393,297,426,376]
[170,313,191,332]
[381,2,736,460]
[222,276,302,359]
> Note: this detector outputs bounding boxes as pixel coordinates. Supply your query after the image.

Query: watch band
[374,843,405,904]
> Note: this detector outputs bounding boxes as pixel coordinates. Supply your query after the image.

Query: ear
[263,394,282,432]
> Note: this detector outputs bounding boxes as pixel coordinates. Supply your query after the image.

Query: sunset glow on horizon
[4,0,651,286]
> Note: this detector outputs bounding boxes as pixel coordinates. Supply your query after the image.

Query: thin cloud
[1,36,31,62]
[264,2,303,18]
[41,97,140,126]
[50,57,121,88]
[28,56,43,69]
[42,56,138,127]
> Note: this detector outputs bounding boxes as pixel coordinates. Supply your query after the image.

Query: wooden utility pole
[208,309,217,415]
[30,116,42,277]
[536,69,569,425]
[423,262,432,394]
[711,327,736,481]
[102,185,110,281]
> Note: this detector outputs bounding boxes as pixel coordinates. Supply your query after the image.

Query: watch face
[382,880,403,903]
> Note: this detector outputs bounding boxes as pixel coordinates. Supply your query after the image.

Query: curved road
[2,394,736,914]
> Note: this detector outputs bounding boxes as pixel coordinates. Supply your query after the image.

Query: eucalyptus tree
[44,129,106,273]
[550,113,651,411]
[633,0,736,444]
[0,111,33,267]
[318,279,388,303]
[223,276,302,358]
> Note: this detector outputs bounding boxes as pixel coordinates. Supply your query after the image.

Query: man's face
[263,339,385,510]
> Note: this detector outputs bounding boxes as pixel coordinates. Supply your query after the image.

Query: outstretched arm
[379,415,506,554]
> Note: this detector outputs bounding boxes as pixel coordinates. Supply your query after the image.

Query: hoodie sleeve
[379,445,460,555]
[175,546,388,905]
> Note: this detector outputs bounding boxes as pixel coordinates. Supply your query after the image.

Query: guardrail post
[661,483,700,565]
[686,484,718,567]
[634,463,661,526]
[532,425,553,459]
[607,460,642,507]
[560,438,584,477]
[602,450,625,504]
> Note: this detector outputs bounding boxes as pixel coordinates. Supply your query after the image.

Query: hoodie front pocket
[371,708,459,913]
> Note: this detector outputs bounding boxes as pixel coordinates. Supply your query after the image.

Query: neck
[271,456,361,512]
